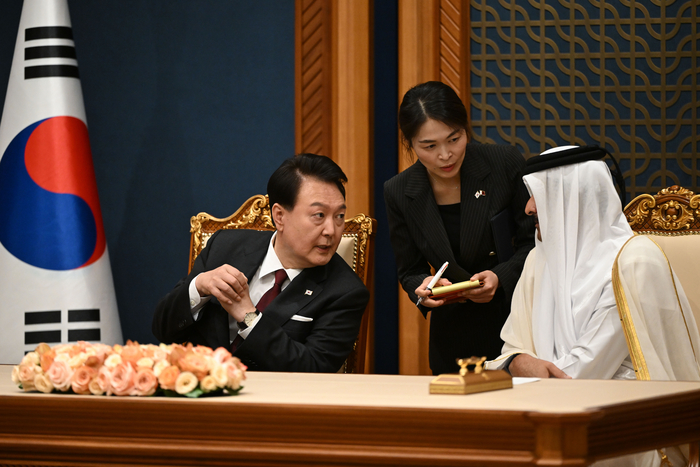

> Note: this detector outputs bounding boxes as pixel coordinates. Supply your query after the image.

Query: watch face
[244,311,258,326]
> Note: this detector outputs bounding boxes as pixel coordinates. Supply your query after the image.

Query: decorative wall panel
[470,1,700,198]
[440,0,470,100]
[295,0,332,157]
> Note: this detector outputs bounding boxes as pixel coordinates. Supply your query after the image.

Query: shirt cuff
[189,274,211,320]
[237,312,262,339]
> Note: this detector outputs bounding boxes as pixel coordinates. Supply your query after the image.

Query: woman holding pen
[384,81,535,375]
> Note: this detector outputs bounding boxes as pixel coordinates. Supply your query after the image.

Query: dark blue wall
[0,1,295,345]
[373,0,399,374]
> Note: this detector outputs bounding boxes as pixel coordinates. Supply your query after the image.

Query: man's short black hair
[267,153,347,210]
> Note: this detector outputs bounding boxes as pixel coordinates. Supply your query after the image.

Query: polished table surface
[2,365,700,466]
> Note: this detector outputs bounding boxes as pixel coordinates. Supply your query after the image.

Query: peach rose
[46,360,73,392]
[178,352,209,380]
[200,375,218,393]
[230,356,247,371]
[92,343,114,361]
[168,344,187,366]
[97,366,113,395]
[71,341,91,356]
[224,361,245,390]
[212,347,232,364]
[142,344,167,362]
[120,343,143,367]
[40,349,56,372]
[157,365,180,391]
[110,362,136,396]
[193,345,214,357]
[34,373,54,394]
[71,365,97,395]
[17,363,40,385]
[175,371,198,395]
[85,354,105,369]
[132,368,158,396]
[34,342,51,356]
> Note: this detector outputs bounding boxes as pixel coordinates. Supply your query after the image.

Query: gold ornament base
[429,356,513,395]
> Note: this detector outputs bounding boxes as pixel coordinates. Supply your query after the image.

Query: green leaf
[183,387,204,398]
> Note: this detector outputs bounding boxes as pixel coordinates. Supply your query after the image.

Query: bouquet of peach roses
[11,340,246,398]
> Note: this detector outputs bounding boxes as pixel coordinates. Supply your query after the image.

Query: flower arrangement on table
[11,341,246,398]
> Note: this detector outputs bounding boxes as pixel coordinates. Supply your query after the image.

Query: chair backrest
[624,185,700,332]
[188,194,376,374]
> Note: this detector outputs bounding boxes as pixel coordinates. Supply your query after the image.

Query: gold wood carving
[626,195,655,228]
[224,196,273,230]
[189,195,274,273]
[652,200,695,231]
[624,186,700,236]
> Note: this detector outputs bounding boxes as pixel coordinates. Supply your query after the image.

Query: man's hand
[195,265,256,321]
[415,276,452,308]
[460,270,499,303]
[509,354,571,379]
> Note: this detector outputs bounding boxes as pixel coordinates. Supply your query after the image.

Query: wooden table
[1,365,700,466]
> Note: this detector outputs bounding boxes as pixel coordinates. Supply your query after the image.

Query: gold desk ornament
[429,356,513,395]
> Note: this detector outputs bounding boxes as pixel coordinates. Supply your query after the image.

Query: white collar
[259,232,303,282]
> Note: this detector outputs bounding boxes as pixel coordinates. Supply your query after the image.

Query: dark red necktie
[256,269,288,312]
[231,269,287,352]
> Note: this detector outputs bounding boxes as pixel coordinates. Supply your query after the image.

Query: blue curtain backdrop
[0,1,295,345]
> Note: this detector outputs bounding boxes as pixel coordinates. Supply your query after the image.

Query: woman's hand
[460,270,499,303]
[414,276,452,308]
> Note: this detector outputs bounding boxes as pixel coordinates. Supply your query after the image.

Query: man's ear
[271,203,285,231]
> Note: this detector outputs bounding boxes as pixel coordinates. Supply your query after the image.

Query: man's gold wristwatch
[237,310,260,330]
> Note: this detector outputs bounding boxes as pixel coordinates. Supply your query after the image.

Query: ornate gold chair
[188,194,376,374]
[624,185,700,337]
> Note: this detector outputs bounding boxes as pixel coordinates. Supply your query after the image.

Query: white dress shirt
[188,232,302,343]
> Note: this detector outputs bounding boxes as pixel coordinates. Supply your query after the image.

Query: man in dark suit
[152,154,369,373]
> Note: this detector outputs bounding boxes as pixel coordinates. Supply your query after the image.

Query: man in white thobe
[487,146,700,466]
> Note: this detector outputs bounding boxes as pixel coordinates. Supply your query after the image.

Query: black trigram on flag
[24,309,101,346]
[24,26,79,80]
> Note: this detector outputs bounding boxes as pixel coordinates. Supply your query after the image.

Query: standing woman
[384,81,534,375]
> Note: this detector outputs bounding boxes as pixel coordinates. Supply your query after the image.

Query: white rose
[175,371,198,395]
[136,357,155,369]
[68,352,88,369]
[200,375,218,393]
[104,353,122,369]
[54,344,71,354]
[89,377,104,395]
[54,353,70,364]
[11,366,20,385]
[152,360,170,377]
[34,373,54,394]
[210,364,228,387]
[21,351,40,366]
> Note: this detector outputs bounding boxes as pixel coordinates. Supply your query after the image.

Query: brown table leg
[689,441,699,467]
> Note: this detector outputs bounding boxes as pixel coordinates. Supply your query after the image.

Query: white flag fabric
[0,0,123,363]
